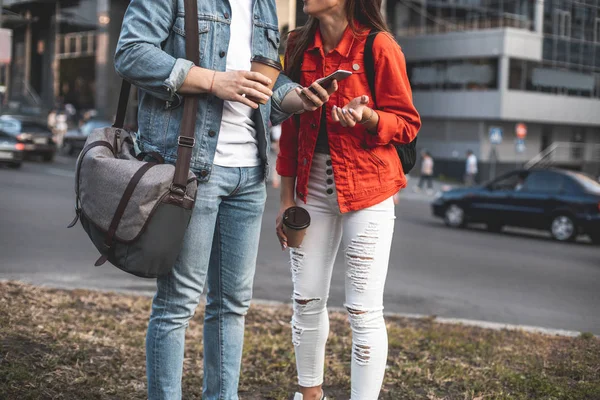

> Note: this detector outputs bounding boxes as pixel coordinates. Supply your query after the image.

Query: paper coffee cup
[282,206,311,248]
[248,55,282,105]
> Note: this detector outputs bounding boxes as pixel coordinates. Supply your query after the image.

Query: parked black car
[0,115,56,162]
[62,119,112,156]
[432,169,600,243]
[0,130,24,168]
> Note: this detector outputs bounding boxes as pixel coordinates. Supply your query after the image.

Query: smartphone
[309,69,352,93]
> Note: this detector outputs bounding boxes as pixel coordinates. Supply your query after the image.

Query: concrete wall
[400,28,543,62]
[413,90,600,127]
[412,91,503,120]
[502,91,600,126]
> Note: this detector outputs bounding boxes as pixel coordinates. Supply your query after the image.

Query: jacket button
[219,51,226,58]
[311,123,317,129]
[326,188,333,195]
[298,192,304,198]
[326,160,332,166]
[327,179,333,185]
[209,130,216,137]
[326,169,333,175]
[200,170,209,177]
[224,12,230,19]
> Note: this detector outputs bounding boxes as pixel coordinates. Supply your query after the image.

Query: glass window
[408,58,498,91]
[509,59,525,90]
[0,118,21,135]
[490,172,529,191]
[523,171,564,194]
[566,171,600,194]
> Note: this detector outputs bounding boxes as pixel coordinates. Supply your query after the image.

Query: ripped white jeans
[290,153,395,399]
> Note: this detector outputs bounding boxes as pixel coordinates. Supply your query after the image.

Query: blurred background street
[1,156,599,334]
[1,0,600,339]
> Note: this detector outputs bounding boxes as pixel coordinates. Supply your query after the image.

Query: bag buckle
[169,183,186,197]
[177,136,195,148]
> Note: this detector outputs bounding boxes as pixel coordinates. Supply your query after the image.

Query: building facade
[2,0,128,120]
[387,0,600,179]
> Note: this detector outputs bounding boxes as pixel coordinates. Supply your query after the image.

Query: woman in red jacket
[275,0,421,399]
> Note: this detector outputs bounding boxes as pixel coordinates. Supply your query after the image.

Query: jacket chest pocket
[170,17,211,66]
[339,59,371,104]
[300,59,319,88]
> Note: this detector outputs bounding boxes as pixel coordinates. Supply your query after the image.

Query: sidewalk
[397,175,461,203]
[1,281,598,400]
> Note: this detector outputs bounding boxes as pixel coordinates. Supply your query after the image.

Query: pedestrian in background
[415,150,434,195]
[275,0,421,398]
[270,123,282,188]
[114,0,335,398]
[465,149,478,186]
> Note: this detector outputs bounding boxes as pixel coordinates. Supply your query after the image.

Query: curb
[2,279,589,338]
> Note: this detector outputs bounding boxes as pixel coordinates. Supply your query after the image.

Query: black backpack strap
[364,30,380,107]
[113,80,131,129]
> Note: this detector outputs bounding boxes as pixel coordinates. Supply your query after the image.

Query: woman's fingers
[327,80,339,95]
[308,81,330,102]
[276,223,288,250]
[333,106,347,127]
[347,109,360,127]
[276,214,288,251]
[299,87,324,108]
[331,106,341,122]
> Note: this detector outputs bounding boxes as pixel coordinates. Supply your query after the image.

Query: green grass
[1,281,599,399]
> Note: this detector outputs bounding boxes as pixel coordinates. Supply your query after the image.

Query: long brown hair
[285,0,390,83]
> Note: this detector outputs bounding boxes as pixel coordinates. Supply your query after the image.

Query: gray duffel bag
[68,0,200,278]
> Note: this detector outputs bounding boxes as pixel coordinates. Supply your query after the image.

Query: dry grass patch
[1,281,598,399]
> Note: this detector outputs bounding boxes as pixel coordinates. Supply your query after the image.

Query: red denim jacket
[276,24,421,213]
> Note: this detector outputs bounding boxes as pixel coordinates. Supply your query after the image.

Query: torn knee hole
[347,307,367,315]
[347,255,374,261]
[295,298,318,305]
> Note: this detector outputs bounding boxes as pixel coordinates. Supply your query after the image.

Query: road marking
[45,168,75,178]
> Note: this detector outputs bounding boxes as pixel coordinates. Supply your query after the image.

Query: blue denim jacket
[114,0,298,181]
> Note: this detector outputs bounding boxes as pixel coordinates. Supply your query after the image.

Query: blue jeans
[146,165,267,400]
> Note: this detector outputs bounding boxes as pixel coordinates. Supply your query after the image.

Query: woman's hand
[296,80,339,112]
[332,95,371,128]
[276,201,296,250]
[211,70,273,109]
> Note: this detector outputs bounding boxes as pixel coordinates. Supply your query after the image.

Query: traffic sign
[515,139,526,153]
[489,127,503,145]
[516,123,527,140]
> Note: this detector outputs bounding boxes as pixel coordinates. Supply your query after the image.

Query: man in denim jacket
[115,1,335,399]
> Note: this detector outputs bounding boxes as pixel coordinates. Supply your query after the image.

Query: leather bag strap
[113,80,131,129]
[171,0,200,192]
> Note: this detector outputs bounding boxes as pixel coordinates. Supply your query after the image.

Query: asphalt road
[1,156,599,334]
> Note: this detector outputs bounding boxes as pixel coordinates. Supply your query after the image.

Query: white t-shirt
[213,0,260,167]
[466,154,478,175]
[421,156,434,176]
